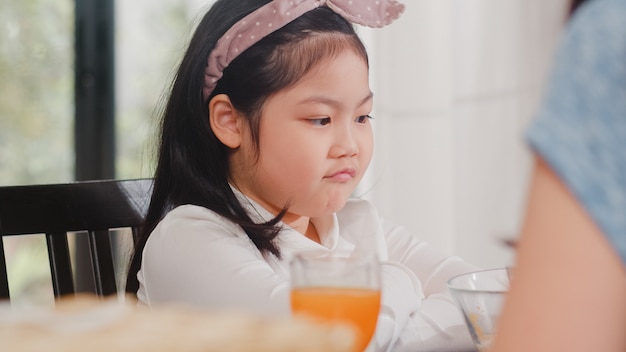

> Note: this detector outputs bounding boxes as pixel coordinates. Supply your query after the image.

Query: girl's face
[230,49,373,219]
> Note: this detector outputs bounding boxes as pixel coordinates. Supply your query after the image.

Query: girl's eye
[355,115,373,124]
[309,117,331,126]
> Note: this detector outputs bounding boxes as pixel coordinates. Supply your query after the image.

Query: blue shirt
[527,0,626,265]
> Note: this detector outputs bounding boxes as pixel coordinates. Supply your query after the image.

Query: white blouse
[137,195,477,352]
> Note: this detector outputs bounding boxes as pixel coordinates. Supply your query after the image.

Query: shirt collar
[228,184,345,251]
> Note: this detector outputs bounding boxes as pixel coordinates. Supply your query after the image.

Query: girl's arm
[490,157,626,352]
[382,215,479,351]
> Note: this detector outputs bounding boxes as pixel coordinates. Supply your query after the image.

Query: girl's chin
[323,196,350,214]
[288,191,352,217]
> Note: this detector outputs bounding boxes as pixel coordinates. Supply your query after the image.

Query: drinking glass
[447,268,510,352]
[290,251,381,352]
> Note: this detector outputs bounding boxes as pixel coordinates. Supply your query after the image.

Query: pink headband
[203,0,405,100]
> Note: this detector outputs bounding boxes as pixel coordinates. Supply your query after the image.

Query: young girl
[126,0,478,351]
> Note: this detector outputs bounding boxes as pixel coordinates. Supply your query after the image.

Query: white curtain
[360,0,570,269]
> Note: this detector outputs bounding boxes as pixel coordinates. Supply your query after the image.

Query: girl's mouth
[325,168,356,182]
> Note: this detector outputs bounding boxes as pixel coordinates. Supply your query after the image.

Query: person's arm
[491,157,626,352]
[382,220,479,351]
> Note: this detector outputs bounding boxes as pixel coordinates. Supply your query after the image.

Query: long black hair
[125,0,368,294]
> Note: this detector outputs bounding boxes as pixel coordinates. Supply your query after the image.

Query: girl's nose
[329,124,358,158]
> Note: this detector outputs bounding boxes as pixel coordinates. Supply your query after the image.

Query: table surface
[0,295,355,352]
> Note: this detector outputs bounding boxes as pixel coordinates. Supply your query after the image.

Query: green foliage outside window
[0,0,74,186]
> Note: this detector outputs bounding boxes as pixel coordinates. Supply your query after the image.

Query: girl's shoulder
[154,204,245,238]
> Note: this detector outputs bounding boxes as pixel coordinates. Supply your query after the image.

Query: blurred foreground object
[0,295,354,352]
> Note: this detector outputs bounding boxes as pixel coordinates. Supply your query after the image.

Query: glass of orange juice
[290,251,381,352]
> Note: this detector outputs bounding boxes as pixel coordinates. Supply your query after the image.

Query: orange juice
[291,286,381,352]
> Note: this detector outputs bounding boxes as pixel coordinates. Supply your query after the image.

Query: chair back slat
[46,232,75,297]
[0,240,8,299]
[131,226,141,245]
[0,179,152,301]
[88,230,118,296]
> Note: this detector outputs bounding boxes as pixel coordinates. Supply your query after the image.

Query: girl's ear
[208,94,243,148]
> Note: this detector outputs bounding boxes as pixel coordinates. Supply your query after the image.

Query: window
[115,0,205,179]
[0,0,74,185]
[1,0,211,305]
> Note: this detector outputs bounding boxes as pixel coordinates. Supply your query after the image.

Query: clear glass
[290,251,381,352]
[447,268,511,352]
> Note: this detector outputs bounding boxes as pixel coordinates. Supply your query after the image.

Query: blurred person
[491,0,626,351]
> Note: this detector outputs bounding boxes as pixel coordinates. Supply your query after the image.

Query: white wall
[359,0,570,269]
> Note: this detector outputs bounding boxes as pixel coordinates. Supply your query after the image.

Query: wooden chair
[0,179,152,300]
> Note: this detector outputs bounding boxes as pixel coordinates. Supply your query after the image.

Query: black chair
[0,179,152,300]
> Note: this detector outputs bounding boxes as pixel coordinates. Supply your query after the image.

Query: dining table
[0,294,354,352]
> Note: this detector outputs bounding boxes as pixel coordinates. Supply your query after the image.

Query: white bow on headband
[203,0,405,100]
